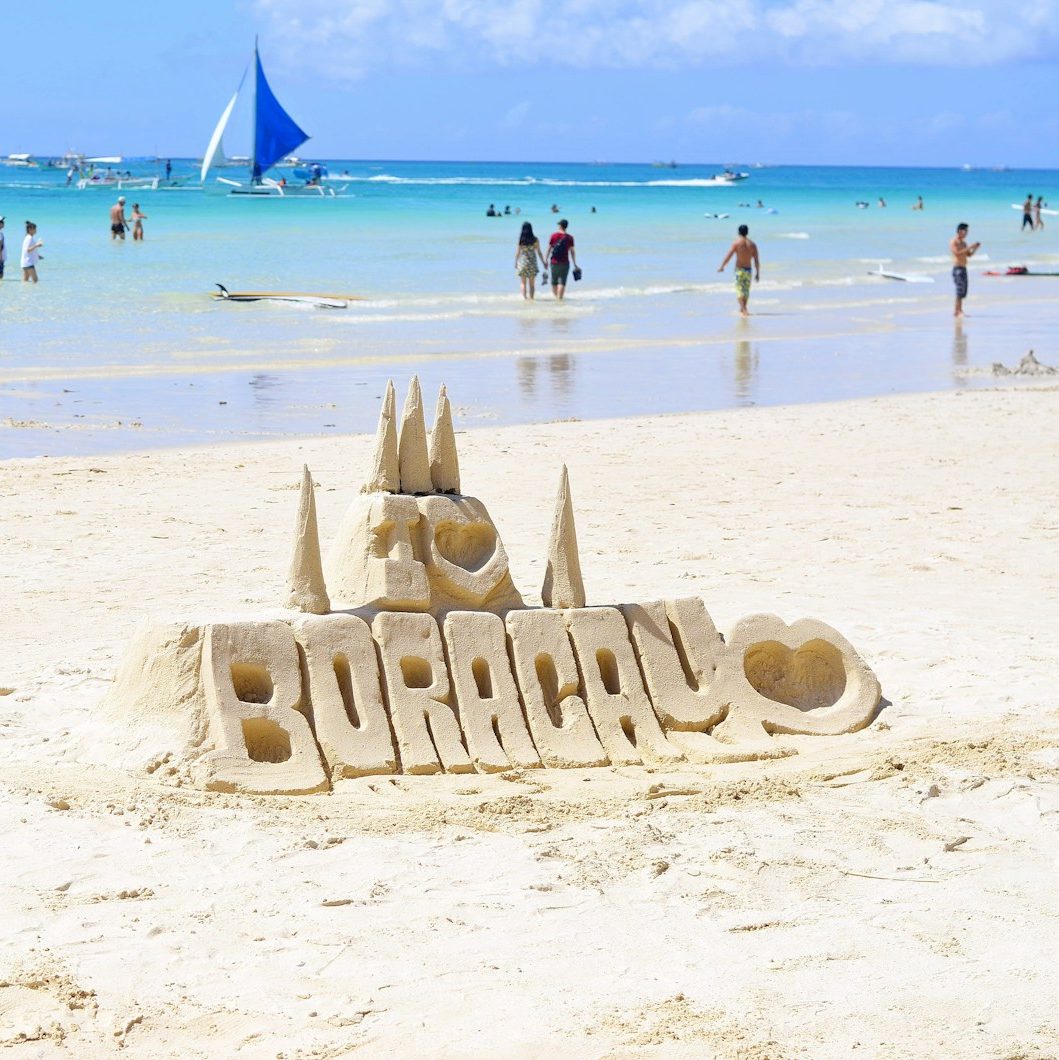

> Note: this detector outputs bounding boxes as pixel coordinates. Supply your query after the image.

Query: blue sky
[3,0,1058,166]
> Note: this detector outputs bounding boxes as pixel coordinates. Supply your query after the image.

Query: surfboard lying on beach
[213,283,357,309]
[868,265,935,284]
[983,266,1059,277]
[1010,203,1059,216]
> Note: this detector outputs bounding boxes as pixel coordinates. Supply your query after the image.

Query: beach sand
[1,385,1058,1057]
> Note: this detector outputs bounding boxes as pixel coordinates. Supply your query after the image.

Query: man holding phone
[950,222,980,318]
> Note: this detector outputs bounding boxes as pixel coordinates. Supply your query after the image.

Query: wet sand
[4,280,1059,459]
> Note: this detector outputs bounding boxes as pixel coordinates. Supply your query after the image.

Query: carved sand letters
[108,379,883,794]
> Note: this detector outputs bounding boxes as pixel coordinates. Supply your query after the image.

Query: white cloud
[682,102,863,139]
[500,101,532,129]
[249,0,1059,77]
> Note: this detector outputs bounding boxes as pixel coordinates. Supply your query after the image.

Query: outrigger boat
[201,40,337,197]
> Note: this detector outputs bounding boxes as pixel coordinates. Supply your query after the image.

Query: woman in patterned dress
[514,222,547,300]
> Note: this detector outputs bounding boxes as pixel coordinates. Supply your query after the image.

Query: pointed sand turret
[397,376,432,494]
[542,464,585,609]
[287,465,331,614]
[362,380,399,494]
[429,384,461,494]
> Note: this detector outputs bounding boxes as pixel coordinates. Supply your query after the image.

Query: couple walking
[515,219,579,300]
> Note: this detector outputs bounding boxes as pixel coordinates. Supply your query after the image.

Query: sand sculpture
[106,379,883,794]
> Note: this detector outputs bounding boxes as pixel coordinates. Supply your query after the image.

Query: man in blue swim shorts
[949,222,980,318]
[717,224,760,316]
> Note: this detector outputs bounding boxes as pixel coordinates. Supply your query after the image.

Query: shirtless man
[110,196,129,240]
[949,222,981,318]
[717,224,760,316]
[1021,194,1034,231]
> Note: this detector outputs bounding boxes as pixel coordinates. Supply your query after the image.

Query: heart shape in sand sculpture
[417,495,514,605]
[743,639,847,711]
[711,614,881,742]
[433,522,498,573]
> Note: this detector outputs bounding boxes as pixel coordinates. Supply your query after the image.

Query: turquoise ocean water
[1,159,1057,457]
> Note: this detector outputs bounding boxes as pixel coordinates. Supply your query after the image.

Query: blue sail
[252,48,309,181]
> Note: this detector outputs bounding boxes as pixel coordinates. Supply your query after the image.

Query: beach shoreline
[2,386,1057,1055]
[4,282,1059,460]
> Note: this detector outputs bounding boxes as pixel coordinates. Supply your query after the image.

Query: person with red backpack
[547,219,579,300]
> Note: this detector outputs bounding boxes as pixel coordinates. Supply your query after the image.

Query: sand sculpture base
[105,379,883,794]
[106,601,881,795]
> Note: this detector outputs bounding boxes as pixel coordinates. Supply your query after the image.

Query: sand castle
[106,379,882,794]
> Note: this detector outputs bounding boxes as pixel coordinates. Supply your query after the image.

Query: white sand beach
[1,384,1058,1057]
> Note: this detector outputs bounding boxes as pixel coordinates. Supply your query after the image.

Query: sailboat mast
[250,37,259,183]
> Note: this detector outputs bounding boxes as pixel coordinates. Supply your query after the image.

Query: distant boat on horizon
[201,40,335,197]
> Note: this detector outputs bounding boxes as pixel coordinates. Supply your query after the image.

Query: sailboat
[201,40,334,197]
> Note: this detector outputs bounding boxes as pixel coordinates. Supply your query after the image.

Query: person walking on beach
[514,222,547,300]
[1034,196,1046,231]
[21,221,43,282]
[950,222,980,318]
[0,217,6,280]
[717,224,760,317]
[1021,194,1034,231]
[913,195,924,210]
[131,203,147,241]
[110,196,129,240]
[547,219,579,300]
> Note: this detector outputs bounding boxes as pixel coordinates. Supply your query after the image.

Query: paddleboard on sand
[1011,203,1059,216]
[984,266,1059,277]
[214,283,359,309]
[868,265,935,284]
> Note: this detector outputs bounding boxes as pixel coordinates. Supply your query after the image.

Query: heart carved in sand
[417,495,520,608]
[743,638,847,712]
[433,522,498,573]
[710,614,881,742]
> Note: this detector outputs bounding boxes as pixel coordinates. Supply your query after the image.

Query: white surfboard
[869,265,935,284]
[214,284,353,309]
[1011,203,1059,216]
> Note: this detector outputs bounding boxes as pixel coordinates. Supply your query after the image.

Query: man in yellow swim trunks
[717,224,760,317]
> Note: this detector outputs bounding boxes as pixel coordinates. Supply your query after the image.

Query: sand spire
[428,384,461,494]
[542,464,585,609]
[397,376,433,494]
[287,465,331,614]
[362,380,400,494]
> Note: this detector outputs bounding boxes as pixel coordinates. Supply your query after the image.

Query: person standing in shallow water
[717,224,760,317]
[110,196,129,240]
[131,203,147,241]
[21,221,43,282]
[514,222,547,300]
[950,222,981,318]
[548,218,578,301]
[1021,194,1034,231]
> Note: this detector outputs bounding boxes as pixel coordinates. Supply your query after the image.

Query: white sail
[201,91,239,183]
